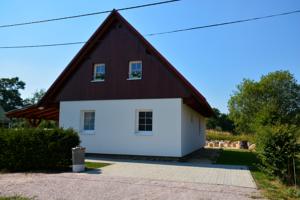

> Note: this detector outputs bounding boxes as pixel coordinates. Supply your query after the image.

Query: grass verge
[0,196,31,200]
[85,162,110,170]
[216,149,300,200]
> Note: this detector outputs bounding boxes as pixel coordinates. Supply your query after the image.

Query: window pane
[139,112,145,118]
[94,64,105,80]
[139,125,145,131]
[132,64,137,71]
[130,62,142,79]
[136,63,142,70]
[83,112,95,130]
[139,118,145,125]
[146,118,152,124]
[84,124,89,130]
[137,111,152,132]
[146,125,152,131]
[146,112,152,118]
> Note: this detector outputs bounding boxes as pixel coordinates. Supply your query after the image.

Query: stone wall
[205,140,255,150]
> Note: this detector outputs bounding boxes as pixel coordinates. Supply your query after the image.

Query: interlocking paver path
[90,159,257,188]
[0,158,261,200]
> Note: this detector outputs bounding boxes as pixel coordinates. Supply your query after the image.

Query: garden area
[206,71,300,199]
[216,149,300,200]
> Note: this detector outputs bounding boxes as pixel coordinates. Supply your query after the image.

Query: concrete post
[72,146,85,172]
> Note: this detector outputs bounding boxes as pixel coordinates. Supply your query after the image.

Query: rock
[249,144,256,151]
[214,142,220,147]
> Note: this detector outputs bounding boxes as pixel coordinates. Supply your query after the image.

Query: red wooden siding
[55,19,189,102]
[39,10,213,117]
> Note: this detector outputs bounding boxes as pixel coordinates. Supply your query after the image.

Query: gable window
[137,110,152,133]
[81,111,95,132]
[128,61,142,80]
[93,64,105,81]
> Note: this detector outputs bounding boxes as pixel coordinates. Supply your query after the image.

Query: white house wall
[181,103,206,156]
[59,99,182,157]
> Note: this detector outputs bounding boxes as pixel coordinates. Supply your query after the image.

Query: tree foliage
[23,89,45,105]
[206,108,235,132]
[228,71,300,133]
[256,125,300,184]
[0,77,25,111]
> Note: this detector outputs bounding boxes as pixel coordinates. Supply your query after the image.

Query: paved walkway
[86,158,257,188]
[0,158,262,199]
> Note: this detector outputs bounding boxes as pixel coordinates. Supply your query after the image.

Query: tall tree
[23,89,45,105]
[0,77,25,111]
[206,108,235,132]
[228,70,300,133]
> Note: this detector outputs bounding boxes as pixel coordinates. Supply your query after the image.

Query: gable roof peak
[39,10,213,117]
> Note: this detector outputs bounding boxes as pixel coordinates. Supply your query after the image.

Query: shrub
[0,128,80,171]
[206,129,254,143]
[255,125,300,184]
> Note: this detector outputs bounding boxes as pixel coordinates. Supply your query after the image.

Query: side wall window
[136,110,152,133]
[81,111,95,133]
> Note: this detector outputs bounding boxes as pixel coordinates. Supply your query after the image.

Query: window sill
[135,131,153,136]
[91,79,105,82]
[127,77,142,81]
[80,130,96,135]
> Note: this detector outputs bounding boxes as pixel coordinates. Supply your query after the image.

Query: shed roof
[6,104,59,121]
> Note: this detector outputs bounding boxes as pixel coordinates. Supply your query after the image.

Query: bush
[206,129,255,143]
[256,125,300,184]
[0,128,80,171]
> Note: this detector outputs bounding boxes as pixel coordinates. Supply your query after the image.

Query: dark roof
[8,10,213,119]
[6,104,59,120]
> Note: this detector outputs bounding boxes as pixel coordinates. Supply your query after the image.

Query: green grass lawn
[85,162,111,170]
[216,149,300,200]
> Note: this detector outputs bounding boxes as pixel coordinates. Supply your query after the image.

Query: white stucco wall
[59,99,182,157]
[181,103,206,156]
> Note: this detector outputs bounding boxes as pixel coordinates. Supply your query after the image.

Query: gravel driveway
[0,172,262,200]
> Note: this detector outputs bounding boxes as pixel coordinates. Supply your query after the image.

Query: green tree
[228,70,300,184]
[228,70,300,133]
[0,77,25,111]
[228,71,300,133]
[23,89,45,105]
[206,108,235,132]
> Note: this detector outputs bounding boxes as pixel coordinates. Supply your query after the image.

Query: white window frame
[135,109,153,136]
[128,61,142,80]
[92,63,105,82]
[80,110,96,134]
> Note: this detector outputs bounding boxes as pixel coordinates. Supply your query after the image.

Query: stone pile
[205,140,254,150]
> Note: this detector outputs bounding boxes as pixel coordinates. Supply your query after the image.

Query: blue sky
[0,0,299,113]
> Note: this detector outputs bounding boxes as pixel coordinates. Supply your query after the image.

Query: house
[6,10,213,157]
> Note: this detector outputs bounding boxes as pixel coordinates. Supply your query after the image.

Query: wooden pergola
[6,104,59,127]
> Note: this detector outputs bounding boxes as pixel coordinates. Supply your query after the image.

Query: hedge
[206,129,255,143]
[255,125,300,184]
[0,128,80,171]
